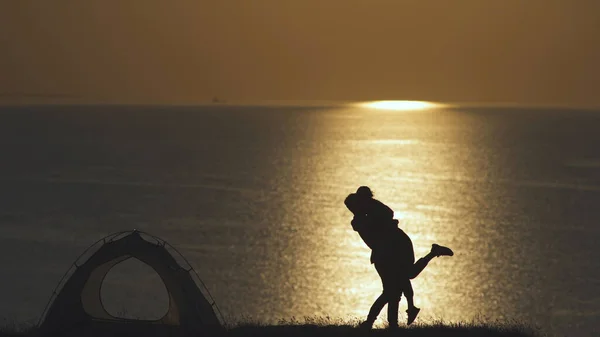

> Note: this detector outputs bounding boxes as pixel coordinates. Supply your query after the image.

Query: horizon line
[0,100,599,110]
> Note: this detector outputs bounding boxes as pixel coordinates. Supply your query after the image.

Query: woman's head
[356,186,374,199]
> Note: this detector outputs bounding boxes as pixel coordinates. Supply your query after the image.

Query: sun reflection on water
[358,100,442,111]
[277,104,486,327]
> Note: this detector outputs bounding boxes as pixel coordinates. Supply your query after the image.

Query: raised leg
[408,244,454,279]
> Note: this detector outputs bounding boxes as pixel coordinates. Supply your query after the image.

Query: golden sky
[1,1,599,106]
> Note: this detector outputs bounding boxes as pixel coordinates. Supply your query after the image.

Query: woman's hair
[356,186,374,198]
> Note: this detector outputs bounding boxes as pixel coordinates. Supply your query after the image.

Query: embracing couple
[344,186,454,328]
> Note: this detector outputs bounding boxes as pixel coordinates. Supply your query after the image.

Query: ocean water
[0,104,599,336]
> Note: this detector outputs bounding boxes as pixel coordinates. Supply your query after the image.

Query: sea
[0,103,599,337]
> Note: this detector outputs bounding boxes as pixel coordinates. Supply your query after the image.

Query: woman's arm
[371,199,394,220]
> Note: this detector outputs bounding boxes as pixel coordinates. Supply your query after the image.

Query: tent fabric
[39,230,224,336]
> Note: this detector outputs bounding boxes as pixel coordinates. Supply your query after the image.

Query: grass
[229,316,543,337]
[0,316,544,337]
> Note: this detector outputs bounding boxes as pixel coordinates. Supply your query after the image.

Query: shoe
[431,243,454,257]
[358,320,374,330]
[406,307,421,325]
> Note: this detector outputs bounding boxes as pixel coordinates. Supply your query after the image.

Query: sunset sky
[1,1,599,106]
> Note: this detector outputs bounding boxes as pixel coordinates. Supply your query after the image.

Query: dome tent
[38,230,225,336]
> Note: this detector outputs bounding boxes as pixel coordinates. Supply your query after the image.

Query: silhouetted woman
[344,186,453,328]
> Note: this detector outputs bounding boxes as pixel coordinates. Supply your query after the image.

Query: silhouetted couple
[344,186,454,328]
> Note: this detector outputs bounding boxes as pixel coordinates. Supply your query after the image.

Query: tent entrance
[100,257,170,320]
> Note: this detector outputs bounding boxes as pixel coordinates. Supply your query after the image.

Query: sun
[359,100,438,111]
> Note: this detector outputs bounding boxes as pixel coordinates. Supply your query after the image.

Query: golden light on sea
[359,100,440,111]
[271,103,482,328]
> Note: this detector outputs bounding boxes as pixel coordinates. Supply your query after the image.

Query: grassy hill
[0,317,543,337]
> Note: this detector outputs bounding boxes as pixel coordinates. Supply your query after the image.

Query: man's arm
[351,214,368,232]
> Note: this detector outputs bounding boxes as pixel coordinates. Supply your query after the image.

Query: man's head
[345,186,373,215]
[344,193,363,215]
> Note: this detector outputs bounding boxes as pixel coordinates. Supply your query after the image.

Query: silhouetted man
[344,186,453,328]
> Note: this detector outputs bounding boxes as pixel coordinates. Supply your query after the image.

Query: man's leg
[361,293,386,328]
[386,291,401,328]
[360,262,391,328]
[382,266,402,328]
[366,261,401,328]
